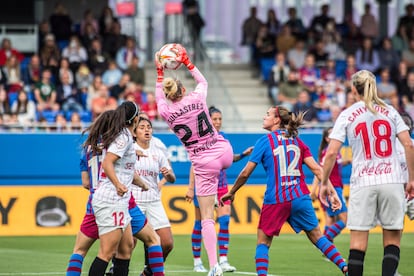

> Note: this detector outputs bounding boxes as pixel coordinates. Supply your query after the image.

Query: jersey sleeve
[155,81,168,117]
[190,67,208,99]
[329,111,347,143]
[107,132,131,158]
[297,137,312,158]
[80,148,88,172]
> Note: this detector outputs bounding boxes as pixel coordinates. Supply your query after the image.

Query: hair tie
[274,106,280,118]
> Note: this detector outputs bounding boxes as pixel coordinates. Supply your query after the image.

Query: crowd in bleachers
[0,3,156,132]
[243,3,414,125]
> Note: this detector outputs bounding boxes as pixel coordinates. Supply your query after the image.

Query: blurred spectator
[322,20,346,61]
[49,2,73,46]
[292,90,318,123]
[401,38,414,69]
[102,60,122,88]
[391,25,409,54]
[309,4,335,34]
[123,82,146,106]
[182,0,205,63]
[275,24,296,55]
[39,34,61,68]
[68,111,82,132]
[98,6,117,37]
[298,53,320,94]
[378,37,401,73]
[22,54,42,93]
[394,60,409,89]
[337,13,357,38]
[360,3,379,39]
[329,104,342,122]
[342,54,358,88]
[0,66,7,88]
[241,6,263,67]
[45,56,59,84]
[86,75,103,110]
[58,58,74,86]
[38,20,50,52]
[277,70,304,110]
[141,92,159,121]
[355,37,380,73]
[75,63,93,92]
[343,90,357,110]
[399,70,414,106]
[125,56,145,86]
[11,90,36,125]
[389,94,405,114]
[0,87,12,122]
[61,35,88,73]
[320,59,338,83]
[56,71,84,113]
[255,24,277,66]
[397,3,414,40]
[53,113,68,132]
[265,8,280,37]
[81,22,99,51]
[91,85,117,119]
[80,9,99,36]
[284,7,305,38]
[340,19,363,55]
[116,36,145,70]
[102,21,126,59]
[308,39,329,69]
[88,38,110,76]
[110,73,130,102]
[0,38,24,67]
[34,69,59,112]
[267,52,290,102]
[4,55,23,93]
[377,67,397,104]
[287,39,306,70]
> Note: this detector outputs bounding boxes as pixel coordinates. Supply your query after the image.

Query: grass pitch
[0,233,413,275]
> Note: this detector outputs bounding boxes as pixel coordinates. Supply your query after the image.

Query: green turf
[0,233,413,275]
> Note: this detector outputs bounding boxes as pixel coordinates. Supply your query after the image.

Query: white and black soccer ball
[158,43,182,70]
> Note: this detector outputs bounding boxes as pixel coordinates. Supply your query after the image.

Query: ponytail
[352,70,386,114]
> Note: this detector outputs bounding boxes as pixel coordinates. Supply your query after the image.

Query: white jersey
[395,138,414,183]
[330,101,409,188]
[93,129,136,205]
[152,136,171,160]
[132,142,171,202]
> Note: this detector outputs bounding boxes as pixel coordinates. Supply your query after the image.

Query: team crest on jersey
[116,138,126,149]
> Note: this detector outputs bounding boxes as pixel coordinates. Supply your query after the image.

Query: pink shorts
[194,144,233,196]
[80,213,99,240]
[258,203,290,236]
[218,186,231,205]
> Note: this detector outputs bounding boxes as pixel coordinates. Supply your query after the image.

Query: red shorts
[218,186,231,205]
[258,202,291,236]
[80,213,99,240]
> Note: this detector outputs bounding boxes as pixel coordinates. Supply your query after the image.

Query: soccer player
[185,106,253,273]
[155,45,233,276]
[132,117,176,275]
[221,106,348,276]
[311,127,350,242]
[320,70,414,276]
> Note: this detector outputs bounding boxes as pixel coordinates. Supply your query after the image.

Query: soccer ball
[158,43,182,70]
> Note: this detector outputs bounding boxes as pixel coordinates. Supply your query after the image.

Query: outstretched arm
[174,44,207,89]
[154,51,165,103]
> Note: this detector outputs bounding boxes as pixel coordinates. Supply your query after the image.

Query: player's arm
[310,175,319,201]
[221,161,257,204]
[133,172,149,191]
[397,130,414,199]
[102,152,127,196]
[233,146,254,162]
[81,171,90,190]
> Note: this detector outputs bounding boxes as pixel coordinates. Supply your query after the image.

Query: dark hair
[138,116,152,127]
[208,105,221,116]
[82,110,115,154]
[274,105,305,138]
[318,127,333,161]
[401,112,414,133]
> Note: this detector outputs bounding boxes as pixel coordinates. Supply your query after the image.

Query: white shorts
[136,200,170,230]
[92,198,131,236]
[347,184,405,231]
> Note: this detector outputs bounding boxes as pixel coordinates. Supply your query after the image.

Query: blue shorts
[129,205,147,235]
[259,195,318,236]
[326,187,347,217]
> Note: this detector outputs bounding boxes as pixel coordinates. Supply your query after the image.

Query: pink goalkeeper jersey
[156,67,228,164]
[330,101,408,188]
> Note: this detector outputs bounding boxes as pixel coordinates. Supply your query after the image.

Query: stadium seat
[40,110,59,123]
[79,111,92,122]
[260,57,276,82]
[19,56,31,75]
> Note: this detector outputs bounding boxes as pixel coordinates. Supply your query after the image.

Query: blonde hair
[351,70,386,114]
[274,106,305,138]
[163,77,183,101]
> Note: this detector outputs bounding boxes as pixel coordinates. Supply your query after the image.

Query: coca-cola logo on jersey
[358,162,392,177]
